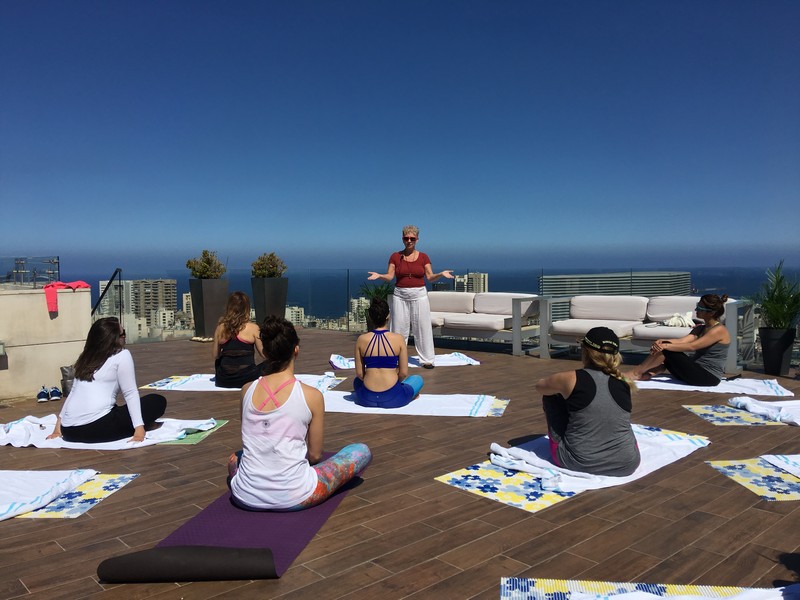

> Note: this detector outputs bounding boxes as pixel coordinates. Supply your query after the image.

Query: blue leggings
[353,375,424,409]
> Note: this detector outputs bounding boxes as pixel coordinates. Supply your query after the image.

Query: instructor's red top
[389,252,430,288]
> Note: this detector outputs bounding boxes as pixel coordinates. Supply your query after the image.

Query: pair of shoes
[36,386,62,402]
[422,363,435,369]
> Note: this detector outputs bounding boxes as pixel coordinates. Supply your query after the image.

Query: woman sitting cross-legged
[353,297,424,409]
[228,316,372,511]
[47,317,166,443]
[535,327,640,477]
[625,293,730,387]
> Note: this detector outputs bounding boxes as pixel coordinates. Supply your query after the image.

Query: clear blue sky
[2,1,798,274]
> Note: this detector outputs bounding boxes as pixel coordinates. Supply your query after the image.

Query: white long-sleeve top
[59,349,144,428]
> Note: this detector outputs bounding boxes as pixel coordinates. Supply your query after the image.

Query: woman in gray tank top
[536,327,640,477]
[625,294,730,386]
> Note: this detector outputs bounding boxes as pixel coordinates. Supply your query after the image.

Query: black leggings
[662,350,720,387]
[61,394,167,443]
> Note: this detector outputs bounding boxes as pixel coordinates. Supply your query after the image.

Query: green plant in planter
[251,252,287,278]
[753,260,800,329]
[359,281,395,301]
[186,250,226,279]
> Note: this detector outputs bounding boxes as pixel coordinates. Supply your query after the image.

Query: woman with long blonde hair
[535,327,640,476]
[213,291,264,388]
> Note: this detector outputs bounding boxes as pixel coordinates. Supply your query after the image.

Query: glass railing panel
[0,255,60,289]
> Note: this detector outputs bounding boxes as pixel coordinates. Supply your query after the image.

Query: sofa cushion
[429,312,447,327]
[428,291,475,314]
[632,323,693,340]
[646,296,700,322]
[569,296,649,321]
[551,319,642,338]
[443,313,512,330]
[473,293,538,317]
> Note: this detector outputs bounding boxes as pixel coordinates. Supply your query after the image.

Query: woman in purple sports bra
[212,291,264,388]
[353,298,424,409]
[228,317,371,511]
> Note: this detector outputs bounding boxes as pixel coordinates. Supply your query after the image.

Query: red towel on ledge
[43,281,91,312]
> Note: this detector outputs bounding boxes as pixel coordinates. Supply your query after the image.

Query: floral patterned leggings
[227,443,372,511]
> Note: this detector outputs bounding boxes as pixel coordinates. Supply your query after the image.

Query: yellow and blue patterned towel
[500,578,787,600]
[17,474,139,518]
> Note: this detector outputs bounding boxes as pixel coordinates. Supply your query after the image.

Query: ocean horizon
[58,265,798,320]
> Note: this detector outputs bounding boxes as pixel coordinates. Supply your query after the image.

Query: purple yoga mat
[158,488,350,576]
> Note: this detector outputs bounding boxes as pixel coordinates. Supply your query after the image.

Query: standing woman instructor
[368,225,453,369]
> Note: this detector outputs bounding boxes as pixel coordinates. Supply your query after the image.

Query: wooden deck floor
[2,330,799,599]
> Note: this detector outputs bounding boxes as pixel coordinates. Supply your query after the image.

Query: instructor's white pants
[390,287,434,365]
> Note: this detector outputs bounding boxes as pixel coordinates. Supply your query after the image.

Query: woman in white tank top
[228,317,372,511]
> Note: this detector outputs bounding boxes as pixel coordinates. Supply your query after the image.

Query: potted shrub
[251,252,288,324]
[359,281,395,330]
[753,260,800,376]
[186,250,229,338]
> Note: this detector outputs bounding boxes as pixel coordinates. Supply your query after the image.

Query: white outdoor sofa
[423,291,539,356]
[538,294,755,373]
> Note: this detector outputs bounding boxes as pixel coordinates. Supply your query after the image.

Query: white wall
[0,288,91,400]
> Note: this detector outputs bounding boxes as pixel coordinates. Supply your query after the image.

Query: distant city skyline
[2,1,798,271]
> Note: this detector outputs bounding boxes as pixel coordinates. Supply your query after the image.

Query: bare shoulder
[301,383,324,405]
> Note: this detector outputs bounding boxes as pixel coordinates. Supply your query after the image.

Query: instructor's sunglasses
[403,236,417,241]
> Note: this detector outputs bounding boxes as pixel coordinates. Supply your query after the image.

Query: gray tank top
[557,369,641,477]
[691,324,729,379]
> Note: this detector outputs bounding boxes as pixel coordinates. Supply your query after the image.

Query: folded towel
[727,397,800,425]
[0,469,98,521]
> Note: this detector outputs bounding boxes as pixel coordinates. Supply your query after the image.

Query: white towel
[142,374,239,392]
[0,469,98,521]
[323,390,495,417]
[490,424,710,493]
[295,373,346,391]
[0,415,217,450]
[761,454,800,479]
[727,397,800,425]
[328,352,480,370]
[637,376,793,397]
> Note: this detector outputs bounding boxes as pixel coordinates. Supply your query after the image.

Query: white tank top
[230,378,318,509]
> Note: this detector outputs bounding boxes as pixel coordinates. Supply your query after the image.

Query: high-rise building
[285,305,305,325]
[454,272,489,293]
[98,279,177,326]
[182,292,193,320]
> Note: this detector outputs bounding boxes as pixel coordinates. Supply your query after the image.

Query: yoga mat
[97,478,358,581]
[683,405,786,426]
[707,458,800,501]
[17,474,138,518]
[499,578,795,600]
[636,376,793,397]
[437,425,709,513]
[0,469,98,521]
[159,420,228,445]
[329,352,480,370]
[323,390,499,417]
